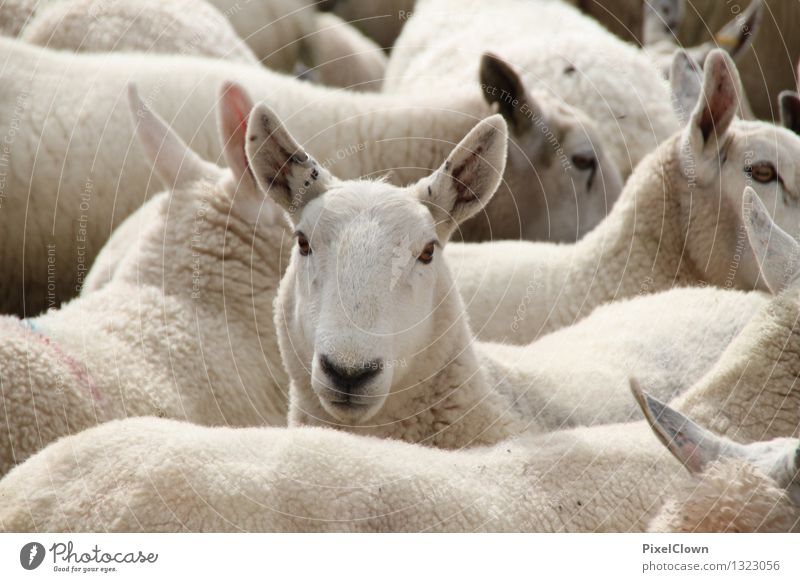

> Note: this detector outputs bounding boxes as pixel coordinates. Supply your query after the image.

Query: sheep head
[675,50,800,291]
[258,111,508,424]
[478,52,623,241]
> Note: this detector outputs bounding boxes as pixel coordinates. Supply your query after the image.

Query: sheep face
[284,186,441,422]
[251,109,508,424]
[677,51,800,290]
[479,53,623,242]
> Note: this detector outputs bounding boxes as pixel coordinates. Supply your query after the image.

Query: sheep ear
[670,50,703,125]
[686,50,740,152]
[421,115,508,241]
[711,0,763,62]
[743,187,800,294]
[630,379,723,474]
[218,82,257,190]
[779,91,800,137]
[679,0,761,72]
[127,84,210,189]
[480,53,534,135]
[244,102,333,221]
[642,0,683,47]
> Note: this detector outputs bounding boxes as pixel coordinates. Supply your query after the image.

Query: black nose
[319,355,383,396]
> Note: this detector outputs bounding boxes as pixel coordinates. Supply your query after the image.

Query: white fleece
[385,0,679,178]
[20,0,258,65]
[0,413,796,532]
[0,168,291,476]
[0,37,587,315]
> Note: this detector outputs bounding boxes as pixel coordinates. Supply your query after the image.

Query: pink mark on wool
[16,318,103,404]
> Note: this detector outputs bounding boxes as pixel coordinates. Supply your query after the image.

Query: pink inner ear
[223,84,250,139]
[222,83,253,175]
[699,74,735,141]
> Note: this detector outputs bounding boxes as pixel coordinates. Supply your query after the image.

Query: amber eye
[746,162,778,184]
[418,241,435,265]
[571,154,596,171]
[296,232,311,256]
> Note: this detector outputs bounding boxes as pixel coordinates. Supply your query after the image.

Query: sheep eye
[296,232,312,256]
[418,241,435,265]
[571,154,596,171]
[746,161,777,184]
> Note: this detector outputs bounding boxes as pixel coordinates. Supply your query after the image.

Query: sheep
[20,0,387,92]
[85,196,768,450]
[257,101,767,448]
[1,0,316,66]
[647,458,800,532]
[0,82,300,477]
[635,387,800,532]
[322,0,416,50]
[0,37,620,315]
[568,0,798,120]
[83,50,800,349]
[664,186,800,447]
[18,0,259,65]
[1,384,796,532]
[448,50,800,344]
[203,0,317,72]
[642,0,761,121]
[643,0,762,89]
[384,0,681,182]
[303,12,388,92]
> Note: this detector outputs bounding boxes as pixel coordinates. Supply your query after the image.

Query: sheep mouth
[322,395,383,422]
[326,398,372,410]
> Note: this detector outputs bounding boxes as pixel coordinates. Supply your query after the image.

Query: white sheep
[0,37,620,315]
[20,0,388,92]
[303,12,388,92]
[83,50,800,349]
[19,0,258,65]
[1,384,796,532]
[635,386,800,533]
[257,102,767,448]
[0,82,298,476]
[13,0,318,72]
[204,0,387,89]
[448,50,800,344]
[384,0,680,183]
[203,0,317,72]
[661,186,800,448]
[643,0,762,86]
[567,0,798,120]
[647,458,800,532]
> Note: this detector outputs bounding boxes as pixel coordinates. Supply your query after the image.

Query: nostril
[319,355,383,394]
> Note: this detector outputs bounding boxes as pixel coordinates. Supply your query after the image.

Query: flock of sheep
[0,0,799,533]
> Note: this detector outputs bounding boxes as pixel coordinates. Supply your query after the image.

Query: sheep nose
[319,354,382,396]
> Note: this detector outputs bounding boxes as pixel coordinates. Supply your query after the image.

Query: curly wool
[648,459,800,533]
[0,415,796,532]
[21,0,258,64]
